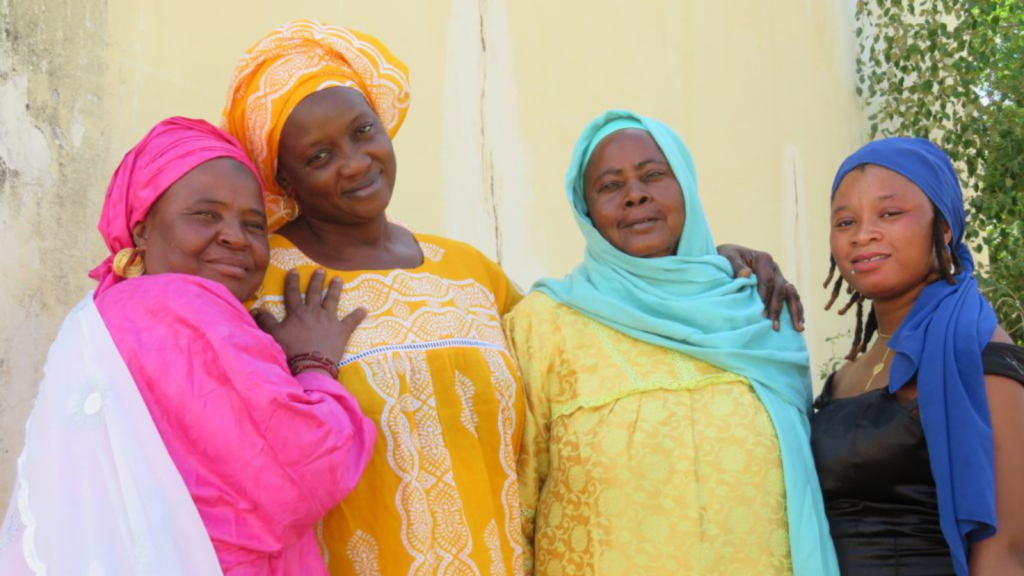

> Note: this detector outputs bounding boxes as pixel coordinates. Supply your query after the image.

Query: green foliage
[818,329,854,382]
[856,0,1024,343]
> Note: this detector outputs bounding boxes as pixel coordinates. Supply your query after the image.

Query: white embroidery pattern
[420,242,446,263]
[253,270,510,357]
[482,349,525,571]
[347,530,382,576]
[268,246,315,271]
[359,351,480,576]
[16,412,45,575]
[485,521,507,576]
[455,372,479,437]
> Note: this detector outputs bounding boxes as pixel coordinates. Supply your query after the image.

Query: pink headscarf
[89,117,263,295]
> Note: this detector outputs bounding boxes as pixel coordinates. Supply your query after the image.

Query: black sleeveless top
[810,342,1024,576]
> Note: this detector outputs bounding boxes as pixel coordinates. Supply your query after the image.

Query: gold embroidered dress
[505,293,793,576]
[253,233,525,576]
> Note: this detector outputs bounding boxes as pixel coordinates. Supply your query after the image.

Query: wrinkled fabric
[831,137,1000,576]
[90,117,261,295]
[506,292,793,576]
[534,110,838,576]
[97,274,377,575]
[221,20,410,230]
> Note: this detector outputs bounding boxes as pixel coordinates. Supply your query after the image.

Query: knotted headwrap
[831,137,1000,576]
[89,117,263,295]
[534,110,839,576]
[221,20,411,231]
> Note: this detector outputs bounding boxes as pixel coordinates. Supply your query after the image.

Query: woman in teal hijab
[504,110,838,576]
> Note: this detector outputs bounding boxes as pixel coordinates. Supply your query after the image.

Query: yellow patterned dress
[504,293,793,576]
[252,233,525,576]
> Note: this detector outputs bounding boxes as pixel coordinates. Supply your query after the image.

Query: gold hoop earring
[112,247,145,278]
[281,195,301,221]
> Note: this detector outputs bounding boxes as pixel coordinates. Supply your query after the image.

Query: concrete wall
[0,0,864,513]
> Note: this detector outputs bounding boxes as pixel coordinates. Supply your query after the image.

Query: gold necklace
[864,330,893,391]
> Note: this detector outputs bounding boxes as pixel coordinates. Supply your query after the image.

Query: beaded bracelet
[287,351,340,380]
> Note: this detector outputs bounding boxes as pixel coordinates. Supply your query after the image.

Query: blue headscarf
[535,110,839,576]
[831,137,999,576]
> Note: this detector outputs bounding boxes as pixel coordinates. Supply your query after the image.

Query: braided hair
[824,206,961,361]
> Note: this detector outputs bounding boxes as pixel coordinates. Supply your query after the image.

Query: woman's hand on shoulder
[717,244,804,332]
[252,268,367,366]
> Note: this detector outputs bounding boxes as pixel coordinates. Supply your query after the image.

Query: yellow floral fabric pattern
[252,233,524,576]
[504,293,792,576]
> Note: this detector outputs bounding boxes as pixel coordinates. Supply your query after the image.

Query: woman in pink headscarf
[0,117,376,576]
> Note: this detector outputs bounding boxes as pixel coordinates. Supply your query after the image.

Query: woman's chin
[851,282,909,304]
[322,194,393,225]
[619,241,677,259]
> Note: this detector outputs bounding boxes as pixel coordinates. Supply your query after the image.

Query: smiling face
[583,129,686,258]
[275,86,397,226]
[132,157,269,301]
[830,165,951,301]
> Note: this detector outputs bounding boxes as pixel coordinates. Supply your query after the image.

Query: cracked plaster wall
[0,0,109,510]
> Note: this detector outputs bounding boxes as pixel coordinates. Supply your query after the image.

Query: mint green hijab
[534,110,838,576]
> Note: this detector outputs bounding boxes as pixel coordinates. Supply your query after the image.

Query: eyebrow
[192,198,229,207]
[299,113,374,151]
[192,199,266,217]
[635,158,665,170]
[832,193,899,214]
[591,158,667,183]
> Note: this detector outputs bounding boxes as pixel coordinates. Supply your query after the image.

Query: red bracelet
[287,351,340,380]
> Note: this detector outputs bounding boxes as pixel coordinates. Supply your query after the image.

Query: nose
[336,148,372,180]
[851,219,881,246]
[217,218,249,249]
[623,181,650,207]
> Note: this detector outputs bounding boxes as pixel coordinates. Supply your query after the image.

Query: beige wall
[1,0,864,511]
[1,0,111,512]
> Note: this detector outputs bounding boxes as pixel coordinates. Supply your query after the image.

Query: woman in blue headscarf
[504,110,838,576]
[811,137,1024,576]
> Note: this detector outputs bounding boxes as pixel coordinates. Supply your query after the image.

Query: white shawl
[0,295,222,575]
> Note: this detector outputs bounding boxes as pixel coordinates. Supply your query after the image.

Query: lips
[621,215,663,229]
[206,255,252,278]
[850,251,890,273]
[342,171,382,197]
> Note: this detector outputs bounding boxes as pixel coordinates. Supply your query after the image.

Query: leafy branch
[856,0,1024,344]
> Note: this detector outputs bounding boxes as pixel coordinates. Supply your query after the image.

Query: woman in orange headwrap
[224,22,525,575]
[223,21,806,575]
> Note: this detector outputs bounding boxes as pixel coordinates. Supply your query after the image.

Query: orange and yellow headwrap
[222,20,411,230]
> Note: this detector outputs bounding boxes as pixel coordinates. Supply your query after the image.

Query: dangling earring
[113,247,145,278]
